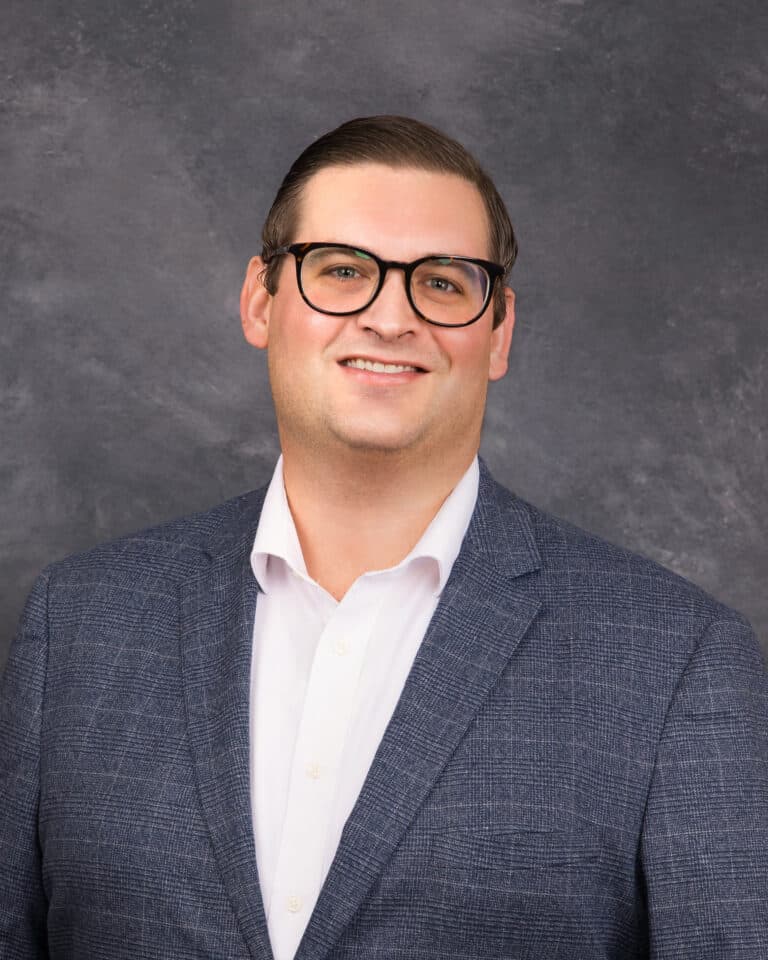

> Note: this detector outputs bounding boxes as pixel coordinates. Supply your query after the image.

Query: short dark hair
[260,115,517,328]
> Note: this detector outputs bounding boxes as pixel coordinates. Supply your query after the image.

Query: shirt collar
[399,456,479,594]
[250,456,308,592]
[250,455,479,597]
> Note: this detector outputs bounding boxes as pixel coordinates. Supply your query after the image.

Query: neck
[280,443,477,600]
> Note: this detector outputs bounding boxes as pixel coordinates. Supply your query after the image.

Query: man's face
[241,163,514,464]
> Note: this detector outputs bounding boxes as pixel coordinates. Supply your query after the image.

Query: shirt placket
[266,579,380,960]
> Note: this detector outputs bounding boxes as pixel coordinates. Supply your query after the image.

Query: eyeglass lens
[299,246,491,324]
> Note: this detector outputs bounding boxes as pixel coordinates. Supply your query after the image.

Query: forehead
[293,163,491,260]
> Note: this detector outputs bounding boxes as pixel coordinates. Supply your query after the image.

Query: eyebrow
[308,245,375,259]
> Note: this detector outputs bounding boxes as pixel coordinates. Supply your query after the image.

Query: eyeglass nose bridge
[364,257,427,321]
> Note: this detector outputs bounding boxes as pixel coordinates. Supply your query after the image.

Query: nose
[356,266,419,340]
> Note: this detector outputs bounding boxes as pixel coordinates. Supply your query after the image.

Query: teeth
[343,358,419,374]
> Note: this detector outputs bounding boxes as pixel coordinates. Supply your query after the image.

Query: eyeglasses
[263,242,506,328]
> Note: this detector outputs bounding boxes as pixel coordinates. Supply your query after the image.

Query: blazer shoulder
[42,486,267,591]
[502,486,748,635]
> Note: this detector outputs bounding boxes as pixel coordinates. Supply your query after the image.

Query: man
[1,116,766,959]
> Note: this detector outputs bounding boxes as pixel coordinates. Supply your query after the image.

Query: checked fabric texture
[1,460,767,959]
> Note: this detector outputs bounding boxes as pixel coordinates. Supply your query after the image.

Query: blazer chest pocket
[430,826,602,887]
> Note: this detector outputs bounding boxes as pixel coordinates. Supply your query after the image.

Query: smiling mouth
[340,358,426,374]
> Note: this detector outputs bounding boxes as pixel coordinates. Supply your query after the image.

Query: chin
[330,423,425,455]
[338,435,419,455]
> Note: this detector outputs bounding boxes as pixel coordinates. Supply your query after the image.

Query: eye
[427,275,458,292]
[422,273,464,296]
[303,246,378,286]
[327,264,363,281]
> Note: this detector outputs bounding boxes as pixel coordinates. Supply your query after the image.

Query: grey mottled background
[2,0,767,666]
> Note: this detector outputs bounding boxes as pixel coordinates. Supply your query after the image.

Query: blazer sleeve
[0,573,51,959]
[641,614,768,959]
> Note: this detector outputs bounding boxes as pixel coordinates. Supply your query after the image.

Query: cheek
[441,330,491,383]
[267,314,345,401]
[273,300,347,356]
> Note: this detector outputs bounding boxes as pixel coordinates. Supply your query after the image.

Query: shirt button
[306,762,322,780]
[287,895,302,913]
[333,639,348,656]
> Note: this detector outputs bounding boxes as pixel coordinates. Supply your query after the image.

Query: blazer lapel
[295,462,543,960]
[179,489,273,960]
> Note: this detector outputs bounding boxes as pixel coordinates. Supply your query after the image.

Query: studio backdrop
[2,0,767,666]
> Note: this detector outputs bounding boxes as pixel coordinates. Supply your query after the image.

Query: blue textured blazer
[2,460,767,959]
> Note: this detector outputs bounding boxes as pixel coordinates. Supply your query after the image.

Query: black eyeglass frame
[263,241,506,328]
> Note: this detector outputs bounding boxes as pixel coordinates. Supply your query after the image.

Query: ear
[240,255,271,349]
[488,286,515,381]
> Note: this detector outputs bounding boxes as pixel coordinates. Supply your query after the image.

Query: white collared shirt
[249,455,479,960]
